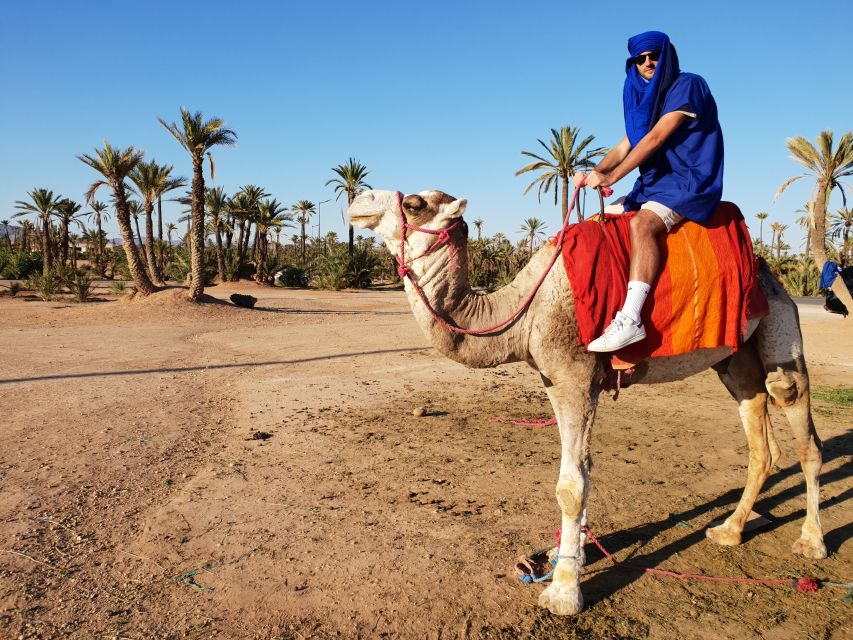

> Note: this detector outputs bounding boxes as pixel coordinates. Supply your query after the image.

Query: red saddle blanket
[559,202,769,363]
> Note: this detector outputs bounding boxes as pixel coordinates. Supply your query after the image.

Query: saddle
[559,202,769,365]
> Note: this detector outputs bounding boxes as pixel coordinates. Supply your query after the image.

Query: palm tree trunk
[252,225,261,262]
[96,214,106,277]
[812,181,853,311]
[60,221,70,266]
[348,193,355,257]
[213,216,225,282]
[561,175,573,223]
[254,235,266,284]
[41,215,52,275]
[144,202,164,284]
[133,216,147,266]
[301,220,306,265]
[243,221,252,260]
[188,157,206,300]
[114,187,158,295]
[157,196,163,245]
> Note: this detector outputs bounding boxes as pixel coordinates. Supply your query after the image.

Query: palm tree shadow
[0,347,429,385]
[579,430,851,604]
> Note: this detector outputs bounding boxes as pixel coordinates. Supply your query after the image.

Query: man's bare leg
[629,209,667,282]
[587,208,669,352]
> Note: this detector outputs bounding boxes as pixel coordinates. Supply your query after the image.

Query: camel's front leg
[537,369,599,616]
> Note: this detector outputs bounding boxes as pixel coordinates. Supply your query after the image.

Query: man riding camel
[575,30,724,352]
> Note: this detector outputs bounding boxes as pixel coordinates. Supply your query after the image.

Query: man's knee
[631,209,667,236]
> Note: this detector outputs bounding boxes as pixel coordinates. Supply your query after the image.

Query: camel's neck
[401,229,536,368]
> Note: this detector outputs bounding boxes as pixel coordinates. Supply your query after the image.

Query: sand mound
[117,287,243,320]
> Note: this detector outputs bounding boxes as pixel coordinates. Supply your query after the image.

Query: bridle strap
[395,191,462,280]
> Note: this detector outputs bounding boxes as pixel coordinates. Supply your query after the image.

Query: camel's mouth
[349,211,381,228]
[349,190,387,229]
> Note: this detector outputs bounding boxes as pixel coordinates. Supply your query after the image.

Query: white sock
[620,281,650,324]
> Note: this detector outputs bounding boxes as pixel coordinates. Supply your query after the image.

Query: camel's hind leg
[756,272,826,559]
[706,341,773,546]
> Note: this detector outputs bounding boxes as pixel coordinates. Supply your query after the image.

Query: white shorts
[640,201,684,232]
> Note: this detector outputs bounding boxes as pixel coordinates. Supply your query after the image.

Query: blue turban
[623,31,681,147]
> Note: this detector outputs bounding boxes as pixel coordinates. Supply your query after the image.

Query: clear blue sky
[2,0,852,251]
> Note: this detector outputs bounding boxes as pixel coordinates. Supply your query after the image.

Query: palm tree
[129,160,186,283]
[18,219,32,252]
[794,203,813,260]
[291,200,317,265]
[236,185,267,263]
[127,200,146,264]
[78,141,158,295]
[1,220,11,249]
[53,198,85,268]
[770,222,789,260]
[205,186,230,281]
[776,130,853,309]
[165,222,178,263]
[829,207,853,264]
[755,211,769,247]
[159,108,237,300]
[472,218,484,242]
[86,200,110,276]
[254,198,290,283]
[516,126,606,223]
[519,217,547,258]
[14,188,62,275]
[326,158,371,256]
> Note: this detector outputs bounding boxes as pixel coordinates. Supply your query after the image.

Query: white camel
[349,189,826,616]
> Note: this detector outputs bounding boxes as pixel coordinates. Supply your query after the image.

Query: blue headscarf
[623,31,681,147]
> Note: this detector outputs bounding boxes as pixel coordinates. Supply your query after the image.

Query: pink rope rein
[577,525,820,592]
[395,186,611,336]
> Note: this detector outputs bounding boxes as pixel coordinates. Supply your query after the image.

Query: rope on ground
[517,525,852,598]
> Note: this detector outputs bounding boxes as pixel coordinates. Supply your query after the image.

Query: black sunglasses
[630,50,661,65]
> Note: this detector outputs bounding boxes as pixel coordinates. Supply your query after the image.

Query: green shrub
[0,248,42,279]
[275,265,309,288]
[774,257,821,297]
[312,247,351,290]
[68,272,95,302]
[312,245,382,290]
[28,270,64,301]
[111,280,127,295]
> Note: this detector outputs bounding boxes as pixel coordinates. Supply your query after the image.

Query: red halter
[394,190,462,280]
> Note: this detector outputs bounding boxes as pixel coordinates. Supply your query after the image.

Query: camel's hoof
[538,584,583,616]
[792,537,827,559]
[705,523,741,546]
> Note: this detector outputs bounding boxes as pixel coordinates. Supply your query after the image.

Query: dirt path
[0,285,850,639]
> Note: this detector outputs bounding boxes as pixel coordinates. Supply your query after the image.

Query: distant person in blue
[574,30,724,352]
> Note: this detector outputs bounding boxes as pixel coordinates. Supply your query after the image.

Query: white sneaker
[587,311,646,352]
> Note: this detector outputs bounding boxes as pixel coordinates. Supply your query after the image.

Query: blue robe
[623,73,725,224]
[621,31,724,224]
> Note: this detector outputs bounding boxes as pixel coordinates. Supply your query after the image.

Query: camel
[349,189,826,616]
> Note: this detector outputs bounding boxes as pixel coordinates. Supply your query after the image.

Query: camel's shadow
[580,429,851,604]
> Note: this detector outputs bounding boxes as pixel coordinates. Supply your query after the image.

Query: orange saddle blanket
[559,202,769,363]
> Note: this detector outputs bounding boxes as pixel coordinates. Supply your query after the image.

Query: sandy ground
[0,283,850,640]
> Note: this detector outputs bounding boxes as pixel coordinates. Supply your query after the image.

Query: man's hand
[583,170,611,189]
[572,172,588,189]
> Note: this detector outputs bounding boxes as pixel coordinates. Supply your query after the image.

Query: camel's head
[349,189,467,253]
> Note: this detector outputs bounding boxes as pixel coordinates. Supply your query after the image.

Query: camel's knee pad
[765,370,804,407]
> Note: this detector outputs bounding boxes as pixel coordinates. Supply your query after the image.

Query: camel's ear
[437,198,467,224]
